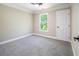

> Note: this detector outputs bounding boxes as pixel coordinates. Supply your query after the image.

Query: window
[39,13,48,32]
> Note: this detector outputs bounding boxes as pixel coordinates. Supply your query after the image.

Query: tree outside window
[39,13,48,32]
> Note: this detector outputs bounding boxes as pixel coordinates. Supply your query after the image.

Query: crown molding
[1,3,33,14]
[34,3,71,14]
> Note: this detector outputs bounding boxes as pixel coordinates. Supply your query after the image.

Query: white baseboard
[32,33,70,42]
[32,33,57,39]
[0,34,32,45]
[70,41,76,56]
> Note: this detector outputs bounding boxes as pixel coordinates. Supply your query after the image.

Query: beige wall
[33,11,56,37]
[0,4,33,42]
[33,4,70,37]
[71,4,79,56]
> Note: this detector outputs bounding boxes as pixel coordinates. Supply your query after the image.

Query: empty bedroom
[0,3,79,56]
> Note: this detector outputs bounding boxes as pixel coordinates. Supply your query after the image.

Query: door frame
[56,8,71,42]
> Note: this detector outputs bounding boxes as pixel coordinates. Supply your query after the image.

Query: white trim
[0,34,32,45]
[70,41,76,56]
[32,33,70,42]
[56,9,71,42]
[34,4,71,14]
[32,33,57,39]
[1,4,33,14]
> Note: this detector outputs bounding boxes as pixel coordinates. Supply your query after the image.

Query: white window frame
[39,13,48,32]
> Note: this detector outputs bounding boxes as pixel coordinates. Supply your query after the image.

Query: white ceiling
[2,3,59,13]
[17,3,59,11]
[1,3,71,14]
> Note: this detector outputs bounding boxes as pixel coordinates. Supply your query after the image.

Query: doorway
[56,9,70,42]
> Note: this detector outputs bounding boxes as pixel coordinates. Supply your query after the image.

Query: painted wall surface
[71,4,79,56]
[0,4,33,42]
[33,11,56,37]
[33,4,70,37]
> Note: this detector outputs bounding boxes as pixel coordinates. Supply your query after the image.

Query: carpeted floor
[0,35,73,56]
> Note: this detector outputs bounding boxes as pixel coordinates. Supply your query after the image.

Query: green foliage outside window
[40,13,48,31]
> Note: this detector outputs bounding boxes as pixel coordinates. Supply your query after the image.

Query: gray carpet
[0,35,73,56]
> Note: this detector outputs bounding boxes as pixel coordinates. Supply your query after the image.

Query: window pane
[40,13,48,31]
